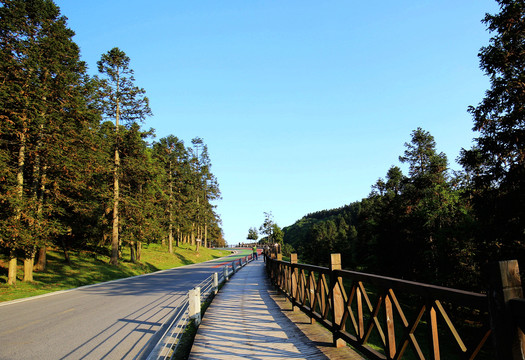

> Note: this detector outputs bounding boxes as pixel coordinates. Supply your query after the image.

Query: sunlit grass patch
[0,244,231,302]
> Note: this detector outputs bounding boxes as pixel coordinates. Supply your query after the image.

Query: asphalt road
[0,250,251,360]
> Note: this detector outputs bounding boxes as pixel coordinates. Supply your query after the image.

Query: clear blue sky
[55,0,499,245]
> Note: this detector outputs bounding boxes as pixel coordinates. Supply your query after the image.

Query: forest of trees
[0,0,224,285]
[283,0,525,291]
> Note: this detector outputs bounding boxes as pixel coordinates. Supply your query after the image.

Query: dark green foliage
[283,129,480,289]
[281,243,295,257]
[460,0,525,270]
[119,125,165,246]
[189,137,222,246]
[0,0,102,266]
[0,1,223,279]
[95,48,152,126]
[283,203,361,268]
[152,135,188,247]
[272,224,284,244]
[151,135,223,249]
[95,46,153,265]
[246,227,258,241]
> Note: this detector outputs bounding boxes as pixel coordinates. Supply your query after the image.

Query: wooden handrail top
[268,258,487,308]
[335,269,487,307]
[271,259,329,273]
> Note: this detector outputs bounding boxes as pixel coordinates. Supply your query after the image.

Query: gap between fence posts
[489,259,525,360]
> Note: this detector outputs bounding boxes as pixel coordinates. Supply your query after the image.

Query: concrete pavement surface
[189,258,364,360]
[0,251,243,360]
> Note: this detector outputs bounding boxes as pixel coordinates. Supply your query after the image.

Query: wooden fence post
[278,261,283,288]
[330,253,346,348]
[291,254,298,311]
[488,260,525,360]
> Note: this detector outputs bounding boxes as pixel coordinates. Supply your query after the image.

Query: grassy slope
[0,244,231,302]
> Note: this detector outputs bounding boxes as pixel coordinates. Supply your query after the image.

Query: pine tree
[153,136,189,252]
[189,138,221,249]
[247,227,258,242]
[460,0,525,263]
[398,128,452,280]
[259,212,275,243]
[96,47,152,265]
[0,0,98,283]
[119,124,161,262]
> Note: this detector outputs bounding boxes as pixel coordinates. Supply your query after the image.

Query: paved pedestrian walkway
[189,258,364,360]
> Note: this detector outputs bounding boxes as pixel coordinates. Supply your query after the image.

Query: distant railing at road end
[265,253,525,360]
[146,253,255,360]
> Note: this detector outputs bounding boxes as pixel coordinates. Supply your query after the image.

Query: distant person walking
[253,246,258,260]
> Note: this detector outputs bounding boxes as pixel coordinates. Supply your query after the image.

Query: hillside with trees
[0,0,224,285]
[283,0,525,291]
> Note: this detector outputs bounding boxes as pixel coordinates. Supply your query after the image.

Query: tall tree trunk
[176,227,180,247]
[136,241,142,261]
[34,246,47,272]
[111,146,119,265]
[25,94,45,281]
[130,240,136,263]
[111,100,120,266]
[100,205,112,248]
[8,252,17,285]
[34,169,48,271]
[28,148,46,278]
[168,159,173,253]
[23,253,34,282]
[60,237,71,265]
[196,196,200,246]
[204,224,208,248]
[168,204,173,253]
[9,132,26,285]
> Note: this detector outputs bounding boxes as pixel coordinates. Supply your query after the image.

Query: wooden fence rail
[265,253,525,360]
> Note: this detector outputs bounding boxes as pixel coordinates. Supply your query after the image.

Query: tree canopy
[0,0,223,284]
[460,0,525,264]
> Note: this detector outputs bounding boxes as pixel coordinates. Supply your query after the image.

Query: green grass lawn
[0,243,231,302]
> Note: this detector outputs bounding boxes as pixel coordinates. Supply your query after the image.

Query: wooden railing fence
[265,253,525,360]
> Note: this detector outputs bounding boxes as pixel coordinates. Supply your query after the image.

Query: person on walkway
[253,245,258,260]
